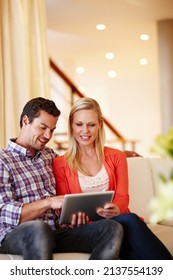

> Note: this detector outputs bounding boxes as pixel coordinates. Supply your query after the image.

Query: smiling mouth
[80,136,90,140]
[38,139,48,145]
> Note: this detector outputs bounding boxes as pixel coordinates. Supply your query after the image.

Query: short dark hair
[20,97,61,128]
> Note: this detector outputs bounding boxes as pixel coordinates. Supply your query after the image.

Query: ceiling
[45,0,173,67]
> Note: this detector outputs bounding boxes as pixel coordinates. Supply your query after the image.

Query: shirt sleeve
[52,157,71,195]
[105,148,130,214]
[0,161,22,226]
[52,156,81,195]
[113,151,129,213]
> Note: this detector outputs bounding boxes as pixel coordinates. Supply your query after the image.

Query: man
[0,97,123,260]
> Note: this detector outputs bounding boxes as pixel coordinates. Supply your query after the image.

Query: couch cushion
[159,219,173,227]
[53,253,90,260]
[127,158,154,222]
[0,254,22,260]
[148,223,173,256]
[146,157,173,196]
[0,252,90,260]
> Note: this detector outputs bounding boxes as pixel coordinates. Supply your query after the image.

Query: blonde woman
[53,97,172,260]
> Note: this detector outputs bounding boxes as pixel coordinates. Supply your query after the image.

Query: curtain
[0,0,50,148]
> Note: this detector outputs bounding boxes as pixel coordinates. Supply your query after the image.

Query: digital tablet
[59,191,114,224]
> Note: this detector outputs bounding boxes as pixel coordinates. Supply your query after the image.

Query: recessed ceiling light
[105,52,114,60]
[140,58,148,65]
[140,34,150,41]
[96,24,106,30]
[76,66,85,74]
[108,71,117,78]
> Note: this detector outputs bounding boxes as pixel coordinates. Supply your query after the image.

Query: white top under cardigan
[78,165,109,193]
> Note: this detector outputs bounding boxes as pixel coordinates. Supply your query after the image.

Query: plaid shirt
[0,139,58,244]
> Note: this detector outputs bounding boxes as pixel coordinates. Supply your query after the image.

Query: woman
[53,97,172,260]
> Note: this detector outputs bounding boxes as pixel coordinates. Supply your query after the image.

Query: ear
[22,115,29,126]
[99,119,103,127]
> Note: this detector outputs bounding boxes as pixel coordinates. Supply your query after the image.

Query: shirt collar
[8,138,41,159]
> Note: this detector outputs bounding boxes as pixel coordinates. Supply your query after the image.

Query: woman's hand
[70,212,89,227]
[96,203,120,219]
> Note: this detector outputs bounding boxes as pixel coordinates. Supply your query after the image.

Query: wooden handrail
[50,59,124,139]
[50,59,83,98]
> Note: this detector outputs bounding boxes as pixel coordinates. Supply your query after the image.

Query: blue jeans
[0,219,123,260]
[112,213,172,260]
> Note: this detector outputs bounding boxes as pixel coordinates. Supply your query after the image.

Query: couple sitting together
[0,96,172,260]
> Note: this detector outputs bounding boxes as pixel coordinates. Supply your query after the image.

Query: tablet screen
[59,191,114,224]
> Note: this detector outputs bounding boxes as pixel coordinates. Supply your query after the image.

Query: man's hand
[47,195,64,210]
[20,195,64,224]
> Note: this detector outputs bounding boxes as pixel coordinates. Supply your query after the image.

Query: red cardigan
[53,146,130,214]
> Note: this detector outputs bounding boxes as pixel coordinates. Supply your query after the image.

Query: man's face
[22,110,58,154]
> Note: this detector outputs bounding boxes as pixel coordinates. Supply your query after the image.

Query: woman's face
[72,109,101,147]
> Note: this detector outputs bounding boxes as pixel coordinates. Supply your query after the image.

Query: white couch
[128,157,173,257]
[0,157,173,260]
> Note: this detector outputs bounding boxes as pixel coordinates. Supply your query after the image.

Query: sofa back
[127,157,173,222]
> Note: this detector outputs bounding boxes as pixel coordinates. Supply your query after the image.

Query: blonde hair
[65,97,106,174]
